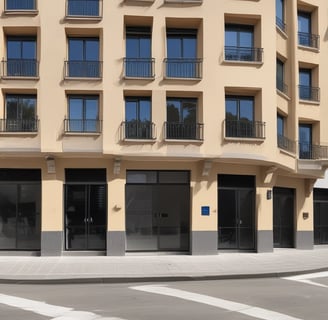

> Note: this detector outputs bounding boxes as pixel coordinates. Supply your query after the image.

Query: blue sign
[201,206,210,216]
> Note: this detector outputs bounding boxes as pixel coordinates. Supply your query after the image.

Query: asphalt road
[0,272,328,320]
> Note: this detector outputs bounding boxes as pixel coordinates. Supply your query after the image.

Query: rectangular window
[298,11,319,48]
[166,97,202,140]
[5,94,37,132]
[66,37,101,78]
[124,97,152,139]
[299,68,319,101]
[66,95,100,133]
[165,28,201,78]
[299,124,312,159]
[6,36,37,77]
[67,0,100,17]
[5,0,36,10]
[276,0,285,31]
[276,59,287,94]
[125,27,153,78]
[225,96,263,138]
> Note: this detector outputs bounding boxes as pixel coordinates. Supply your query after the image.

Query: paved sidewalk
[0,247,328,283]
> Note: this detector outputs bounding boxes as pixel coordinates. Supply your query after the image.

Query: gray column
[41,231,63,256]
[107,231,126,256]
[257,230,273,252]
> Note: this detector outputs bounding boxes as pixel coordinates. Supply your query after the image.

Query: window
[65,95,100,133]
[276,58,287,95]
[5,36,37,77]
[124,27,154,78]
[277,114,284,137]
[225,24,262,62]
[5,0,36,10]
[276,0,285,32]
[299,124,312,159]
[124,97,153,139]
[4,94,37,132]
[277,114,294,152]
[299,68,319,102]
[298,11,319,49]
[166,98,203,140]
[165,28,202,78]
[66,37,101,78]
[66,0,100,17]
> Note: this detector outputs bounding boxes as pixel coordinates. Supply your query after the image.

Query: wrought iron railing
[165,122,204,140]
[2,59,39,77]
[64,119,102,133]
[5,0,36,10]
[123,58,155,78]
[299,143,328,160]
[66,0,102,17]
[277,135,296,153]
[298,32,320,49]
[225,120,266,139]
[164,58,203,79]
[276,16,286,33]
[0,118,38,132]
[64,61,103,78]
[224,46,263,62]
[298,85,320,102]
[121,121,156,140]
[276,78,288,96]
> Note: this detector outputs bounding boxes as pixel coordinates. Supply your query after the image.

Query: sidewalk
[0,247,328,284]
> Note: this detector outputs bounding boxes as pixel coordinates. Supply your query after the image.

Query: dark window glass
[276,59,284,92]
[68,95,99,132]
[7,37,37,77]
[299,68,312,100]
[67,0,99,16]
[298,11,312,46]
[65,168,106,183]
[68,38,100,77]
[276,0,284,30]
[6,0,35,10]
[299,124,312,159]
[277,114,284,137]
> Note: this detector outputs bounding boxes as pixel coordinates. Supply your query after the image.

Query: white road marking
[283,271,328,288]
[0,293,125,320]
[130,284,303,320]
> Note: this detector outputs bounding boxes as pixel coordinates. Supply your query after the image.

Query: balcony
[298,32,320,50]
[277,135,296,154]
[66,0,102,18]
[123,58,155,79]
[225,120,266,139]
[165,122,204,141]
[276,16,286,33]
[164,58,202,79]
[64,61,102,79]
[299,85,320,102]
[2,59,39,78]
[224,46,263,63]
[121,121,156,140]
[0,118,38,133]
[64,119,102,133]
[276,78,288,96]
[299,143,328,160]
[4,0,37,11]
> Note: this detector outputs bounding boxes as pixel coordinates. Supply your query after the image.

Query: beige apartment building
[0,0,327,256]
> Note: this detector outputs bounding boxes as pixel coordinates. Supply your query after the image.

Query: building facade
[0,0,327,256]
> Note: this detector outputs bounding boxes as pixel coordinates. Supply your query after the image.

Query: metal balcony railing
[123,58,155,78]
[299,143,328,160]
[164,58,203,79]
[66,0,102,17]
[64,61,103,79]
[299,85,320,102]
[0,118,38,132]
[298,32,320,49]
[276,16,286,33]
[2,59,39,77]
[225,120,266,139]
[64,119,102,133]
[224,46,264,63]
[277,135,296,153]
[121,121,156,140]
[5,0,36,10]
[165,122,204,140]
[276,78,288,96]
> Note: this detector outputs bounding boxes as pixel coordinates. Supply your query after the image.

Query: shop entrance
[314,189,328,244]
[126,171,190,252]
[218,175,255,250]
[273,187,295,248]
[64,169,107,251]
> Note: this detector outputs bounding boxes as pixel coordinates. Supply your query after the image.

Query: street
[0,272,328,319]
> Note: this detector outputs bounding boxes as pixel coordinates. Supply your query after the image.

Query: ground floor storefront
[0,158,321,255]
